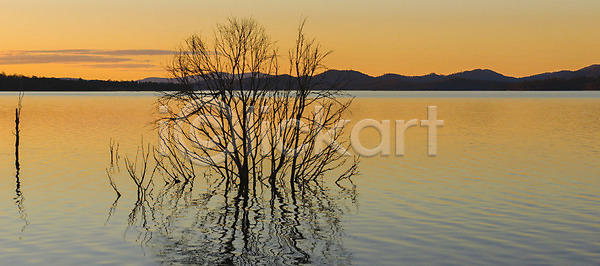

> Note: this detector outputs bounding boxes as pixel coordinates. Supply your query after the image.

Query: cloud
[94,49,174,56]
[82,63,158,69]
[0,49,173,67]
[0,53,131,65]
[22,49,175,56]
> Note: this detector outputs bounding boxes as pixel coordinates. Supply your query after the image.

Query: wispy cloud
[82,63,158,69]
[21,49,175,56]
[0,49,173,68]
[0,53,131,65]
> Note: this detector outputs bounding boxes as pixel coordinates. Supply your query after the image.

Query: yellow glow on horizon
[1,0,599,80]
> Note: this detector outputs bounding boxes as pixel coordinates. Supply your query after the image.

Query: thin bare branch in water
[109,138,120,169]
[106,138,122,198]
[14,91,29,233]
[14,91,23,173]
[152,138,197,185]
[336,157,360,188]
[106,168,122,198]
[123,137,158,201]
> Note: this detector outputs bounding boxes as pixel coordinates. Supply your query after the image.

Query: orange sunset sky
[1,0,599,81]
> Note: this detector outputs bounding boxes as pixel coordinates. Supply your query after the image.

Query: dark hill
[2,64,599,91]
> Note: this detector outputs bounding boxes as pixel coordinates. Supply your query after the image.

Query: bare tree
[103,18,359,263]
[159,17,358,198]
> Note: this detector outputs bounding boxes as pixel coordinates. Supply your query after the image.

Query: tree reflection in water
[114,170,356,264]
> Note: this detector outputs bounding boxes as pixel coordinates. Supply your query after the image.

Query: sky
[1,0,600,80]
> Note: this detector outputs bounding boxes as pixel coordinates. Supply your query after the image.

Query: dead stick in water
[15,92,22,173]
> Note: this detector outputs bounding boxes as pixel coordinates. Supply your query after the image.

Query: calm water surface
[0,91,599,265]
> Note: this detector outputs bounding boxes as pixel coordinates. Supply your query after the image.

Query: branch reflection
[116,172,356,264]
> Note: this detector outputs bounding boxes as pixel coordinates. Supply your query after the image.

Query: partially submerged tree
[105,18,359,263]
[159,17,358,198]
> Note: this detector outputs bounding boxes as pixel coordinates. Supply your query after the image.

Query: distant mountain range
[137,65,600,91]
[1,65,599,91]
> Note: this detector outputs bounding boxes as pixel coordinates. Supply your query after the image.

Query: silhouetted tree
[160,17,358,199]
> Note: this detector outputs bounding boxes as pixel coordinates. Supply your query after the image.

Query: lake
[1,91,599,265]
